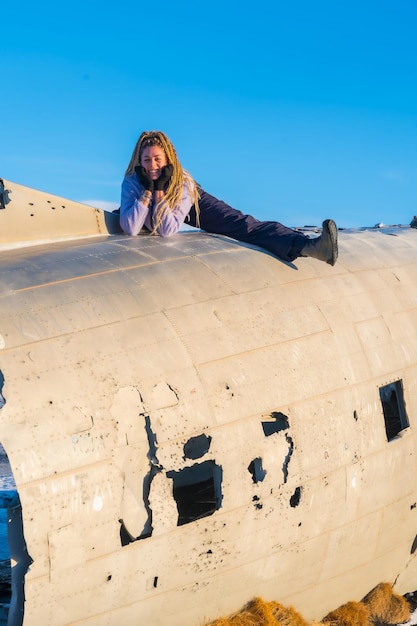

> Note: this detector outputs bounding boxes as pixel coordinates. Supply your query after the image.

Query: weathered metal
[0,180,416,625]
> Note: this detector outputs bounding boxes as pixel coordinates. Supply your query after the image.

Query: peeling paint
[150,382,179,409]
[282,434,294,483]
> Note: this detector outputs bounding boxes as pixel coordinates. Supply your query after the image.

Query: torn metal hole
[119,519,140,546]
[0,370,5,409]
[138,415,162,541]
[0,442,32,625]
[0,180,10,209]
[262,412,289,436]
[290,486,302,508]
[252,496,263,510]
[167,461,223,526]
[282,434,294,484]
[379,380,409,441]
[248,458,266,484]
[183,434,212,460]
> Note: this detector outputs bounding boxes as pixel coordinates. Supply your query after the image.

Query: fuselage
[0,180,417,625]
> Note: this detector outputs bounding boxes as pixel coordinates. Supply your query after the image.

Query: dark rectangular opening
[167,461,223,526]
[379,380,409,441]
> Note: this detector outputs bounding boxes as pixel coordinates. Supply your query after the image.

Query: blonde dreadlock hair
[125,130,200,232]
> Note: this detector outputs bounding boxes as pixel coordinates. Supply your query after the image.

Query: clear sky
[1,0,416,228]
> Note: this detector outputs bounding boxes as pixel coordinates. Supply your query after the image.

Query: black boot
[300,219,338,266]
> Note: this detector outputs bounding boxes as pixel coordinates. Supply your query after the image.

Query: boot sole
[322,219,338,266]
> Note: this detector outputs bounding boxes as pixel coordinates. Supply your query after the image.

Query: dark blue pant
[187,188,308,262]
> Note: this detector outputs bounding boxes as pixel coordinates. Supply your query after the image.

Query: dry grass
[246,598,279,624]
[208,597,277,625]
[208,597,311,625]
[362,582,410,624]
[321,600,371,626]
[206,583,411,626]
[270,601,310,626]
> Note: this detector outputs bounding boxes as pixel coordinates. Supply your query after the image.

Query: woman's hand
[135,166,154,192]
[154,164,174,191]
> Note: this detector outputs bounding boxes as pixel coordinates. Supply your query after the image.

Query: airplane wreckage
[0,178,417,626]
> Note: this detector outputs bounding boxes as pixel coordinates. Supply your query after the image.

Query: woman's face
[140,145,168,180]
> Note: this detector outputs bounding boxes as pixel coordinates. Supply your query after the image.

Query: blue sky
[1,0,416,228]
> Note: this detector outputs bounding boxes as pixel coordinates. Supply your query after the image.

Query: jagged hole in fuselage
[0,441,32,626]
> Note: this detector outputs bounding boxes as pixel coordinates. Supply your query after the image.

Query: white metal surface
[0,180,417,625]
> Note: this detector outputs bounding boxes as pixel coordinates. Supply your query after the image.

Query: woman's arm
[151,184,193,236]
[120,174,194,237]
[119,175,152,236]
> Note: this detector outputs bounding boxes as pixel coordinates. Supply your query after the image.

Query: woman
[120,131,338,265]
